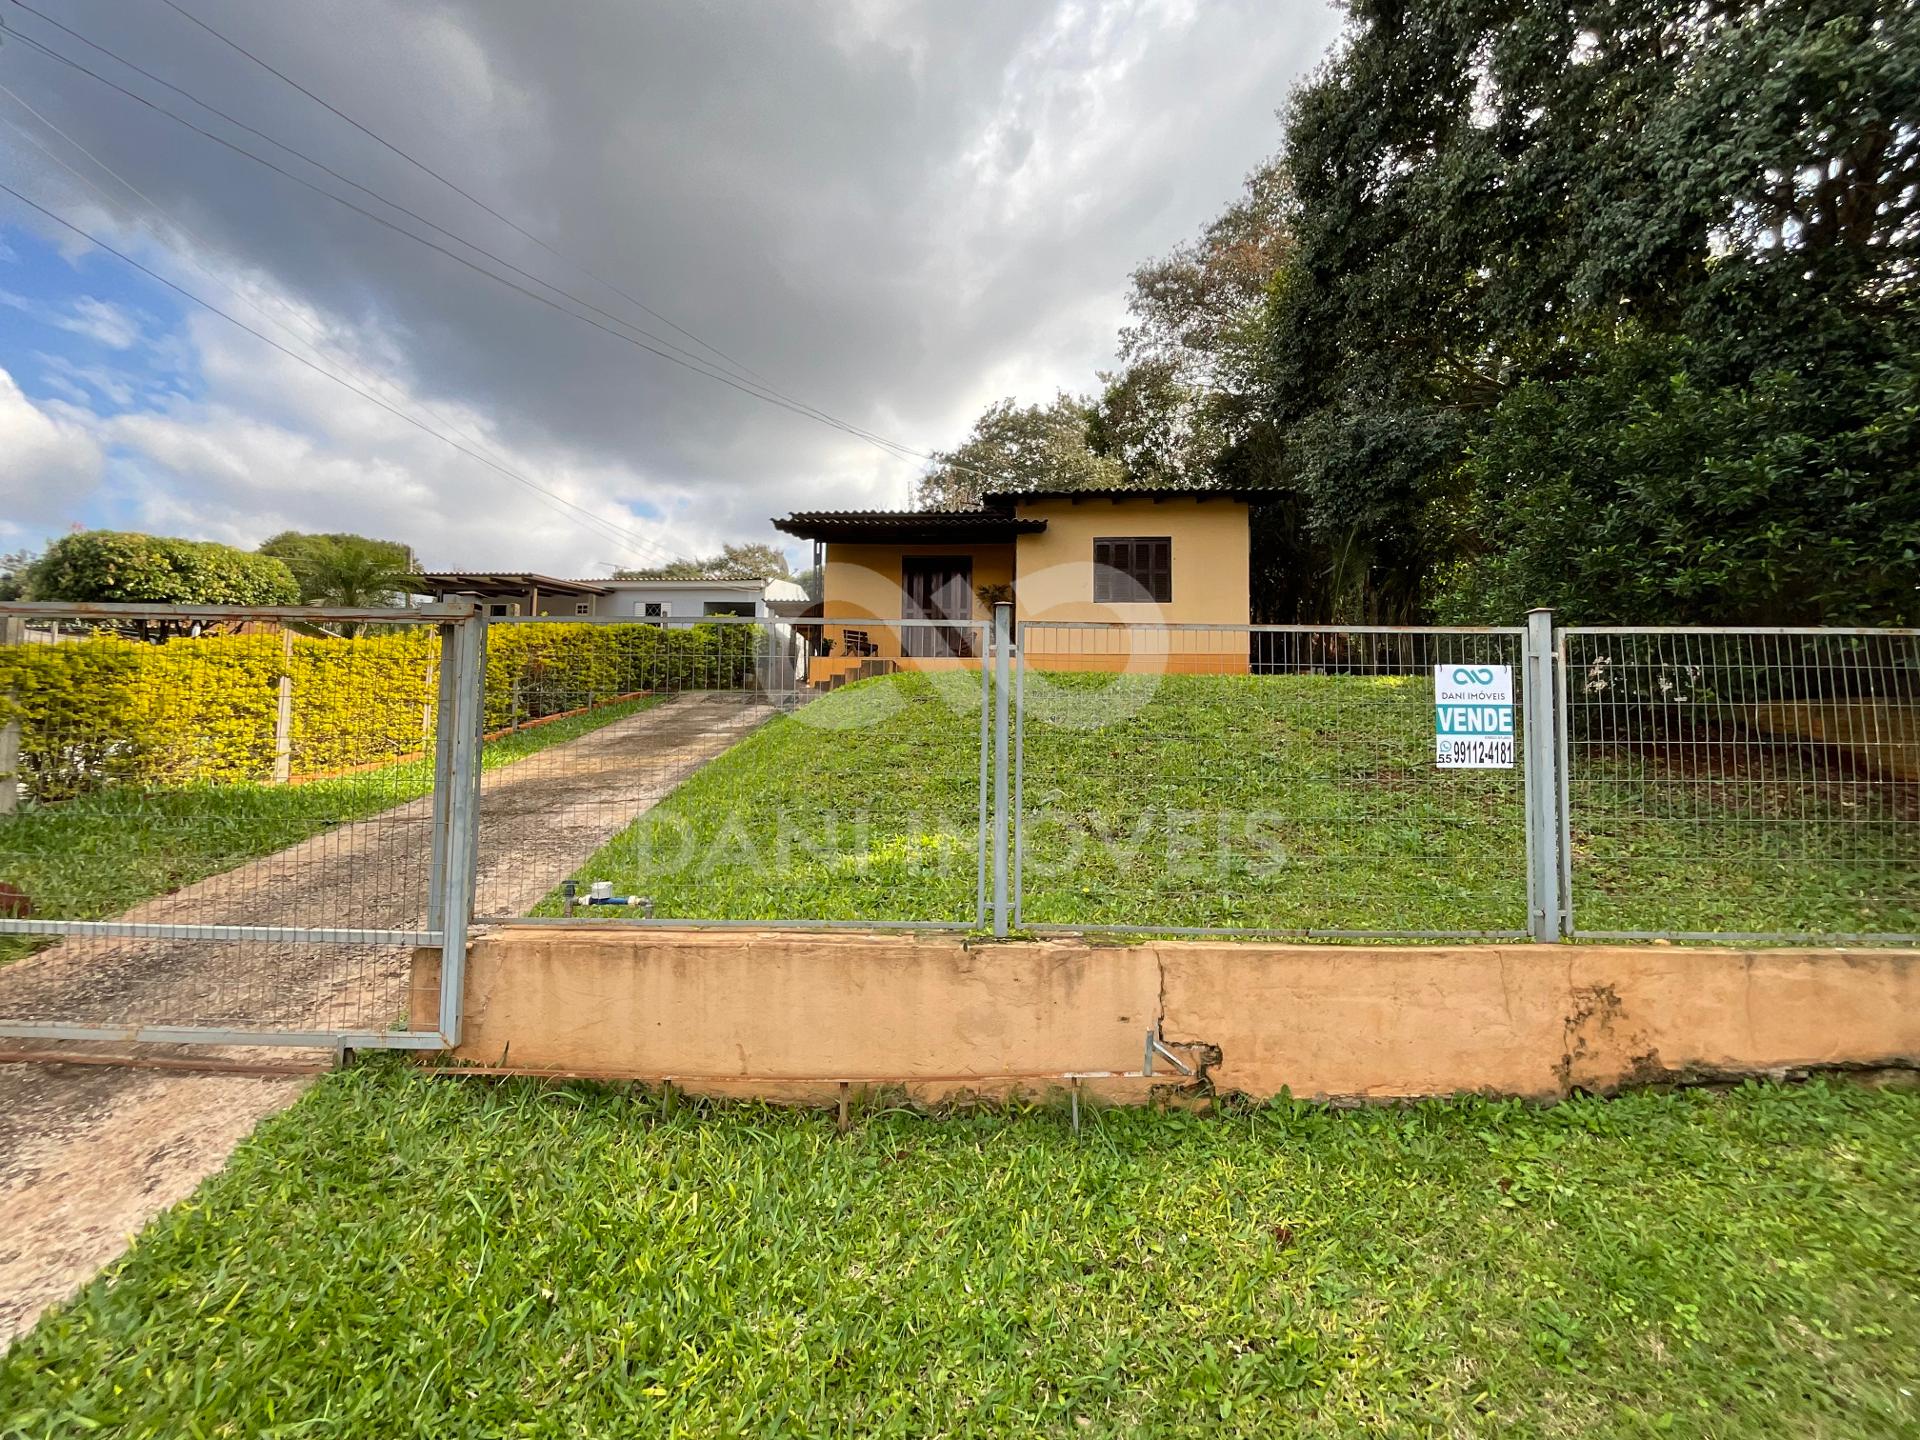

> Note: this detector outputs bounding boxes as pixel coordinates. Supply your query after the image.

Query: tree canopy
[1263,0,1918,622]
[617,542,792,581]
[28,531,299,608]
[916,394,1123,511]
[0,549,35,603]
[1090,157,1290,491]
[926,0,1917,624]
[258,532,418,610]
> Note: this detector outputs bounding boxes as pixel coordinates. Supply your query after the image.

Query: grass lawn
[0,696,661,964]
[1566,748,1920,937]
[1,1066,1916,1437]
[1016,672,1525,934]
[542,670,1528,931]
[543,672,1916,938]
[533,672,991,925]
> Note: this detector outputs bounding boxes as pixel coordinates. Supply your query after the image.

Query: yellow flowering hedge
[0,622,758,799]
[0,630,439,798]
[481,622,760,729]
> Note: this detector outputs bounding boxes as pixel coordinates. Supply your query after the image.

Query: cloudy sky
[0,0,1340,575]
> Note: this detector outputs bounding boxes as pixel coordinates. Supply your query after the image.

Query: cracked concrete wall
[421,929,1164,1103]
[1160,945,1920,1100]
[424,931,1920,1102]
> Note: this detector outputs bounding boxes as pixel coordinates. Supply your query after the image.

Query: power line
[156,0,783,390]
[143,0,957,469]
[0,83,692,567]
[0,180,709,567]
[7,2,840,420]
[136,0,1014,491]
[3,4,1025,499]
[1,25,930,466]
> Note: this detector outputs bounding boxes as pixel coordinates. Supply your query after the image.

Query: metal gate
[465,613,991,932]
[0,601,481,1049]
[8,599,1908,1055]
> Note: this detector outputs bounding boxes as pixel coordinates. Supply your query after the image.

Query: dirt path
[0,691,771,1347]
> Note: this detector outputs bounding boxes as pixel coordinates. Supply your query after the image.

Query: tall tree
[27,531,299,636]
[1092,157,1292,488]
[617,542,792,581]
[917,394,1123,510]
[1263,0,1920,623]
[0,548,36,602]
[30,532,298,607]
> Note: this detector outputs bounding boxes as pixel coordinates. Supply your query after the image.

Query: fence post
[435,611,487,1045]
[272,628,294,785]
[1522,607,1565,942]
[0,614,20,816]
[992,601,1012,937]
[426,624,458,935]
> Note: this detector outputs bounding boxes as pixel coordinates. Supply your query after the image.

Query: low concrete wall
[417,930,1920,1103]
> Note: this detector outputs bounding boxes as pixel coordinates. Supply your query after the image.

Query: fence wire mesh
[1014,623,1532,937]
[0,606,454,1041]
[1560,628,1920,941]
[470,616,989,929]
[7,600,1915,1055]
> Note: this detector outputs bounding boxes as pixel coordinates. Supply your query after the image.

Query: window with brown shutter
[1093,537,1172,603]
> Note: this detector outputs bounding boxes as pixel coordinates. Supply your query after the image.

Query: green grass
[1566,750,1920,936]
[9,668,1914,945]
[3,1066,1917,1437]
[546,670,1528,931]
[0,696,661,964]
[1015,673,1524,933]
[534,672,990,924]
[546,672,1918,938]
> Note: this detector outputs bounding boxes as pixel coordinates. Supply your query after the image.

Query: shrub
[481,623,760,729]
[27,532,299,607]
[0,622,760,800]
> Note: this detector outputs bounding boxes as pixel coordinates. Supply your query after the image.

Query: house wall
[1014,497,1251,623]
[808,500,1251,674]
[438,588,541,617]
[820,542,1015,658]
[1013,498,1251,672]
[589,581,773,620]
[417,930,1920,1104]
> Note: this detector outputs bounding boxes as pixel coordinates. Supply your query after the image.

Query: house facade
[773,488,1253,679]
[415,573,808,619]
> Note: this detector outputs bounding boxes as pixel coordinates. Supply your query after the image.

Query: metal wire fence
[1560,628,1920,942]
[0,603,472,1044]
[470,616,991,929]
[4,601,1914,1055]
[1013,622,1534,938]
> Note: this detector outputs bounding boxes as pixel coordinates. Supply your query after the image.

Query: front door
[901,556,974,658]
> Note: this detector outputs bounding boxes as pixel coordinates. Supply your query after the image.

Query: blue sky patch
[0,223,200,418]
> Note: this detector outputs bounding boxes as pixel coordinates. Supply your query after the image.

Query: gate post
[434,609,487,1044]
[1522,607,1565,942]
[271,628,294,785]
[992,602,1012,937]
[0,614,20,816]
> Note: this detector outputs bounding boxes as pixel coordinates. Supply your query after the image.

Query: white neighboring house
[415,572,808,619]
[595,576,808,620]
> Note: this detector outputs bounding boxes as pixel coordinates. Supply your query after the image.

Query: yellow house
[773,488,1255,681]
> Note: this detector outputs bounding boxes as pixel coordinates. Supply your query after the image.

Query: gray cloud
[0,0,1339,566]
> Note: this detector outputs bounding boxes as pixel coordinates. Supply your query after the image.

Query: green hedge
[481,623,760,729]
[0,622,761,801]
[0,630,438,800]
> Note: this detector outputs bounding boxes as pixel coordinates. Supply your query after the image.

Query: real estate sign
[1434,664,1514,769]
